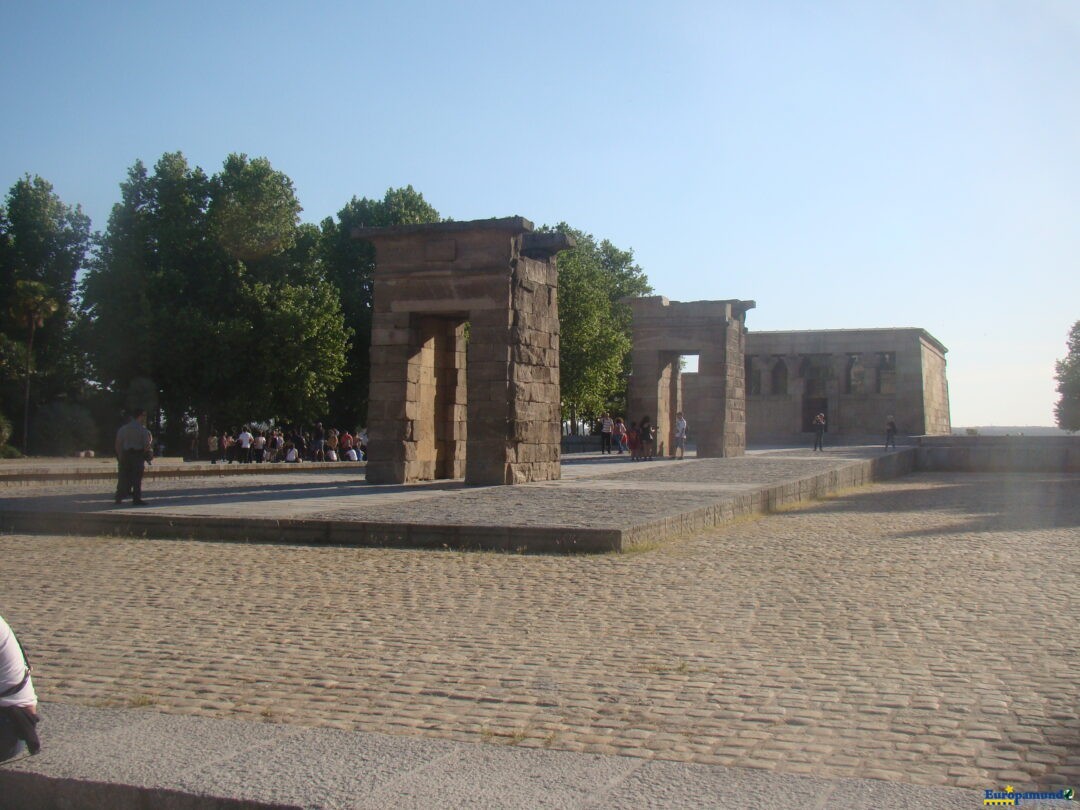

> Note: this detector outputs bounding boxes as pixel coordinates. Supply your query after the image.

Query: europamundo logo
[983,785,1075,806]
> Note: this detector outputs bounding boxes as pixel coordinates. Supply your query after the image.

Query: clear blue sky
[3,1,1077,426]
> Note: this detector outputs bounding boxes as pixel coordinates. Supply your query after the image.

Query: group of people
[596,411,688,460]
[207,423,367,464]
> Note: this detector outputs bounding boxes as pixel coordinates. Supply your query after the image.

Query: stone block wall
[356,218,570,486]
[744,328,950,443]
[625,297,755,458]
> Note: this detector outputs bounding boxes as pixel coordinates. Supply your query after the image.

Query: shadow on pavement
[791,472,1080,533]
[0,475,465,514]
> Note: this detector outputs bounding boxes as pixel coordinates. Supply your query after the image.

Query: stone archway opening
[411,314,468,480]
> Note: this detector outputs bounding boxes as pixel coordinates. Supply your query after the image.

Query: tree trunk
[21,322,35,454]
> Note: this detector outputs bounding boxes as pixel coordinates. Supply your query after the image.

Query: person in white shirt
[0,615,39,759]
[237,427,254,463]
[673,412,688,459]
[253,431,267,462]
[599,412,614,454]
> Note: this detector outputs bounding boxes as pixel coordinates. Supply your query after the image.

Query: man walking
[115,408,153,505]
[599,412,614,454]
[673,411,688,459]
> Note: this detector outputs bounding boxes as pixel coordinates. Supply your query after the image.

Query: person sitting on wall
[0,615,40,761]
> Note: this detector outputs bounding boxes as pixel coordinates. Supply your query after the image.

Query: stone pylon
[354,217,573,485]
[625,296,755,458]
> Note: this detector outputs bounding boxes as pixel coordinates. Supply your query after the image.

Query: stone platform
[0,448,914,553]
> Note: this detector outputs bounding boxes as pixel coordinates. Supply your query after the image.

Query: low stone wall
[915,435,1080,473]
[620,449,916,550]
[561,435,601,454]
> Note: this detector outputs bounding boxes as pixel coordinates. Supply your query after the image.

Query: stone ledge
[0,703,979,810]
[0,462,365,486]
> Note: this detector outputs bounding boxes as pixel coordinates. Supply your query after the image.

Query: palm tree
[10,279,59,453]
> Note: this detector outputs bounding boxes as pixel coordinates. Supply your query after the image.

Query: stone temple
[684,328,951,444]
[354,217,573,486]
[356,217,951,480]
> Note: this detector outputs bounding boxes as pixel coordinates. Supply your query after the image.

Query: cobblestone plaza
[1,469,1076,792]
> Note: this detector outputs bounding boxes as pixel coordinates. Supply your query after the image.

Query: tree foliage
[4,154,655,454]
[1054,320,1080,432]
[320,186,441,428]
[81,152,350,438]
[547,224,651,423]
[0,175,91,419]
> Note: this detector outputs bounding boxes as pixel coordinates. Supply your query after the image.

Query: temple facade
[683,328,950,445]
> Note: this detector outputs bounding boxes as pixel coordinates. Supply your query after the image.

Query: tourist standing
[885,416,897,450]
[673,411,688,459]
[812,412,826,451]
[237,426,254,463]
[599,412,614,454]
[0,615,39,761]
[613,417,628,454]
[115,408,152,505]
[639,416,655,460]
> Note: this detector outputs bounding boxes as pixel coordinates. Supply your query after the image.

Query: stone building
[683,328,950,444]
[354,217,572,485]
[625,296,755,457]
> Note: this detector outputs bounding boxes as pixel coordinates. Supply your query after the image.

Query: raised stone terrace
[0,448,912,553]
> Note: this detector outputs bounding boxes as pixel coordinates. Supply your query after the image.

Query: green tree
[0,175,91,431]
[1054,320,1080,432]
[320,185,441,428]
[9,280,59,451]
[546,224,651,429]
[82,152,350,444]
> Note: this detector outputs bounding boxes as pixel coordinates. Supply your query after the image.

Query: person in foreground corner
[812,412,826,451]
[885,415,897,450]
[115,408,153,505]
[0,614,40,761]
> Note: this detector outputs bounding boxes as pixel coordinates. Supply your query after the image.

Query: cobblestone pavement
[1,472,1077,791]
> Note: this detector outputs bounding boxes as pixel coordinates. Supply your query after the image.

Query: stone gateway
[625,296,756,458]
[354,217,573,486]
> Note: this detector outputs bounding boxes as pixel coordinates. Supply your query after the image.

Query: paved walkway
[1,471,1076,797]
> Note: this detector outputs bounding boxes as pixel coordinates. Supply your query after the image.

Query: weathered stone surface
[625,296,755,459]
[358,218,572,486]
[733,328,951,443]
